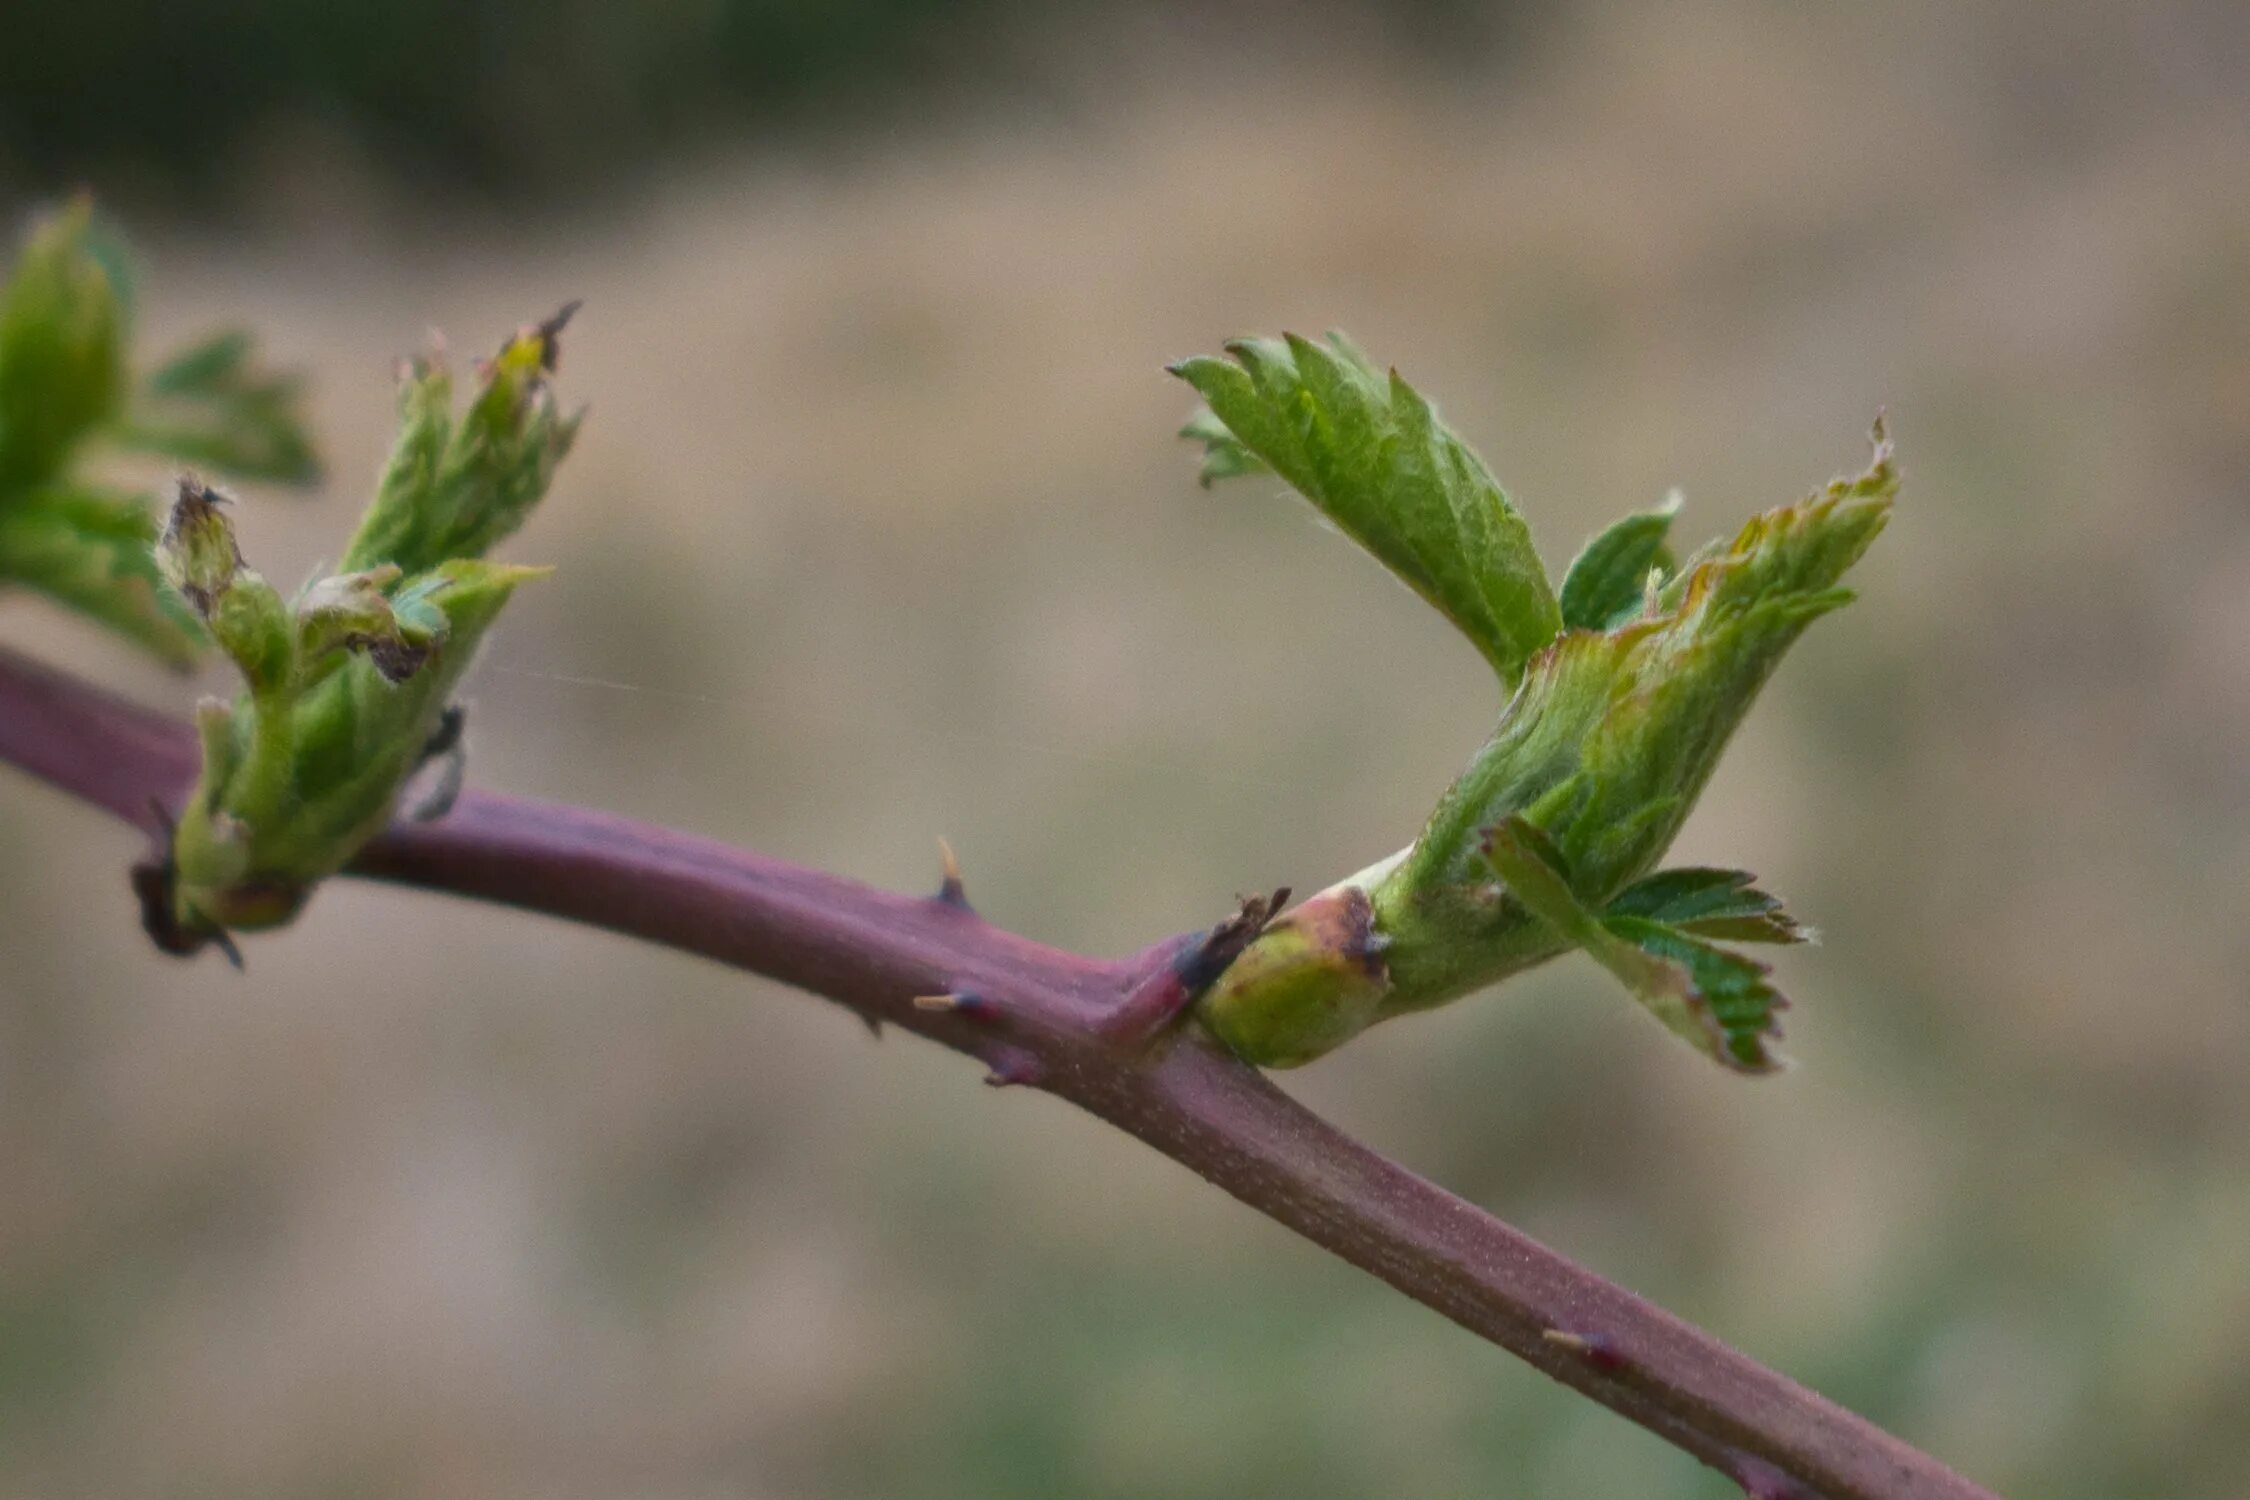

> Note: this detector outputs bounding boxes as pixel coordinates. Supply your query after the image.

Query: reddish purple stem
[0,646,1995,1500]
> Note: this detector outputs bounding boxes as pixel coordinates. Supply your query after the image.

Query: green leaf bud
[341,304,583,576]
[1181,338,1889,1069]
[148,310,576,956]
[0,200,126,490]
[156,480,292,694]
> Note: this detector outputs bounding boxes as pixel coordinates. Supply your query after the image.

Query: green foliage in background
[0,202,316,664]
[1175,334,1892,1069]
[143,310,578,958]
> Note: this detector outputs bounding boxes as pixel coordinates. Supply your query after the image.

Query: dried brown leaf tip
[529,300,580,372]
[1098,887,1294,1051]
[155,478,243,615]
[1181,886,1292,994]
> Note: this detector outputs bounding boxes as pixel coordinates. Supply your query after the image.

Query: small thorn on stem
[933,836,971,910]
[1731,1457,1808,1500]
[405,706,469,823]
[1542,1327,1628,1373]
[982,1048,1044,1089]
[913,989,994,1021]
[210,928,245,970]
[860,1012,884,1039]
[914,990,965,1012]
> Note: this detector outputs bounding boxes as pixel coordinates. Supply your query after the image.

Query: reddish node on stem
[982,1047,1044,1089]
[1100,887,1290,1050]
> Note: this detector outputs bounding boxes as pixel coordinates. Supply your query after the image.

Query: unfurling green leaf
[341,302,582,576]
[1606,866,1809,944]
[1172,333,1561,687]
[1187,356,1894,1069]
[1483,816,1785,1072]
[0,203,319,664]
[295,566,444,683]
[1394,430,1894,912]
[1602,916,1789,1071]
[147,314,573,958]
[1558,491,1678,631]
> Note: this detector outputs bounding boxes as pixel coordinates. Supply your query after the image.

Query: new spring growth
[142,309,581,957]
[1172,333,1893,1069]
[0,201,318,666]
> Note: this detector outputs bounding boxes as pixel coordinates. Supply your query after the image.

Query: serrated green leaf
[1170,332,1560,686]
[1192,417,1893,1067]
[1558,492,1679,630]
[1606,866,1808,943]
[1603,915,1788,1070]
[1178,406,1270,486]
[1482,815,1785,1072]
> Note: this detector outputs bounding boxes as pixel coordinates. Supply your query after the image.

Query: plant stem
[0,645,1995,1500]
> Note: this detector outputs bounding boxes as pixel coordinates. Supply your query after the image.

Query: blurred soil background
[3,1,2248,1494]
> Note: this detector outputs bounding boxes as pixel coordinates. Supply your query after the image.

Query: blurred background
[3,0,2247,1494]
